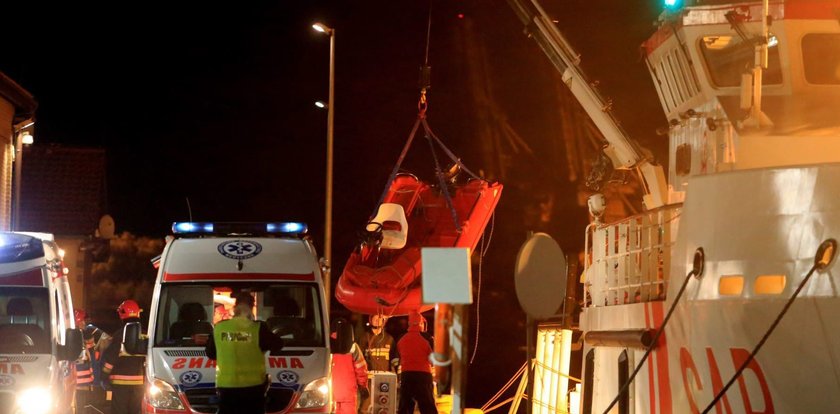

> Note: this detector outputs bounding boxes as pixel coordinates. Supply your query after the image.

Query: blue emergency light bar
[171,222,308,235]
[173,222,214,233]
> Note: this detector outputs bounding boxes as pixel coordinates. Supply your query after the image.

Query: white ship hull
[582,164,840,413]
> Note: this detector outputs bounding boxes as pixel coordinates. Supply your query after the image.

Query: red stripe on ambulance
[0,268,44,286]
[171,357,304,370]
[163,272,315,282]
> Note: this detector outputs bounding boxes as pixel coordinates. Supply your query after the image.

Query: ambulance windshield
[0,234,45,264]
[155,282,324,348]
[0,287,51,354]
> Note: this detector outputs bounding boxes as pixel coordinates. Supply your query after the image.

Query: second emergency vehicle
[137,222,332,414]
[0,232,83,414]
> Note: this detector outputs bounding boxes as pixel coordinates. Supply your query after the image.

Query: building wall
[20,146,106,235]
[55,236,85,309]
[0,99,13,231]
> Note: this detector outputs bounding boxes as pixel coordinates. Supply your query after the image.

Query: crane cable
[470,212,496,365]
[418,0,433,116]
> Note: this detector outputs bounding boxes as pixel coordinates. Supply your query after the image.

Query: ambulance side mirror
[59,328,84,361]
[123,322,148,355]
[58,329,85,361]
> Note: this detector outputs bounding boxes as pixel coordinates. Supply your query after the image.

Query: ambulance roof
[161,237,319,283]
[0,232,59,286]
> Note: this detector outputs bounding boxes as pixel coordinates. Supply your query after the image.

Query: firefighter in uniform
[395,311,436,414]
[358,314,393,414]
[206,292,283,414]
[102,300,146,414]
[360,314,395,372]
[75,309,111,413]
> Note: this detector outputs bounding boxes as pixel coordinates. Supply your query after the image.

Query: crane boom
[507,0,667,209]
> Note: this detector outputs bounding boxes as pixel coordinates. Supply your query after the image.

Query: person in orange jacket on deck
[102,300,146,414]
[331,318,369,414]
[395,311,436,414]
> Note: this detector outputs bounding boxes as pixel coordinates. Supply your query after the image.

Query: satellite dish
[98,215,116,239]
[514,233,567,320]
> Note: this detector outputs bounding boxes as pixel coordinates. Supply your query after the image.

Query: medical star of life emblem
[218,240,263,260]
[277,370,299,385]
[180,370,202,386]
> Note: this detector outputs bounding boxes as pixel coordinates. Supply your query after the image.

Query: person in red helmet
[102,300,146,414]
[74,309,111,413]
[395,311,436,414]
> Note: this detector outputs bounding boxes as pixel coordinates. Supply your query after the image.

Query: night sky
[1,0,665,406]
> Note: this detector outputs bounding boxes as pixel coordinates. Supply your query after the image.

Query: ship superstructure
[511,0,840,412]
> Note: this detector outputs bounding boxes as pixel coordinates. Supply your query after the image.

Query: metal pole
[12,133,23,231]
[324,29,335,312]
[526,315,533,414]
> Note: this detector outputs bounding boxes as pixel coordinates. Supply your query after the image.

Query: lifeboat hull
[337,175,503,316]
[335,273,434,315]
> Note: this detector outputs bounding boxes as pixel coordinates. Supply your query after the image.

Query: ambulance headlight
[147,379,185,410]
[296,377,330,408]
[16,387,52,414]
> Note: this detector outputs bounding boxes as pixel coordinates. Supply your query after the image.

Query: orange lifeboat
[335,174,503,315]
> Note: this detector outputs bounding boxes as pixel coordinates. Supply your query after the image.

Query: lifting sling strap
[372,114,483,233]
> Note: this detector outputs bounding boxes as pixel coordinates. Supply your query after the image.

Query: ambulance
[0,232,83,414]
[136,222,334,414]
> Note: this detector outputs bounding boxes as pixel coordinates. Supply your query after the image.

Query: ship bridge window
[802,34,840,85]
[719,275,744,296]
[754,274,786,295]
[700,35,782,87]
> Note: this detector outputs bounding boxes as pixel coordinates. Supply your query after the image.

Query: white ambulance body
[0,232,83,414]
[143,222,331,414]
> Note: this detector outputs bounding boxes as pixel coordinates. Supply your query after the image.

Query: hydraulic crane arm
[507,0,667,209]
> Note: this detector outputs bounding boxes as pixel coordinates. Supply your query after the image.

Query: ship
[507,0,840,413]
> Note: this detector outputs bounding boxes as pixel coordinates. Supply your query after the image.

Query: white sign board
[421,247,472,304]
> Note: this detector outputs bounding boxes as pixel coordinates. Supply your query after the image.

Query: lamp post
[313,22,335,310]
[12,120,35,231]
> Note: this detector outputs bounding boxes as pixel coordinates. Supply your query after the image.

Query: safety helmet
[407,311,427,332]
[117,300,142,320]
[74,309,87,327]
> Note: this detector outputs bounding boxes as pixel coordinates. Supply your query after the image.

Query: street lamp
[12,120,35,231]
[313,22,335,309]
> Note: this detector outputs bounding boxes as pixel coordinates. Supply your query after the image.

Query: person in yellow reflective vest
[102,300,146,414]
[206,291,283,414]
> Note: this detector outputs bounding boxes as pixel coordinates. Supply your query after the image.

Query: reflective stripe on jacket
[101,319,146,386]
[363,331,394,372]
[75,362,94,387]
